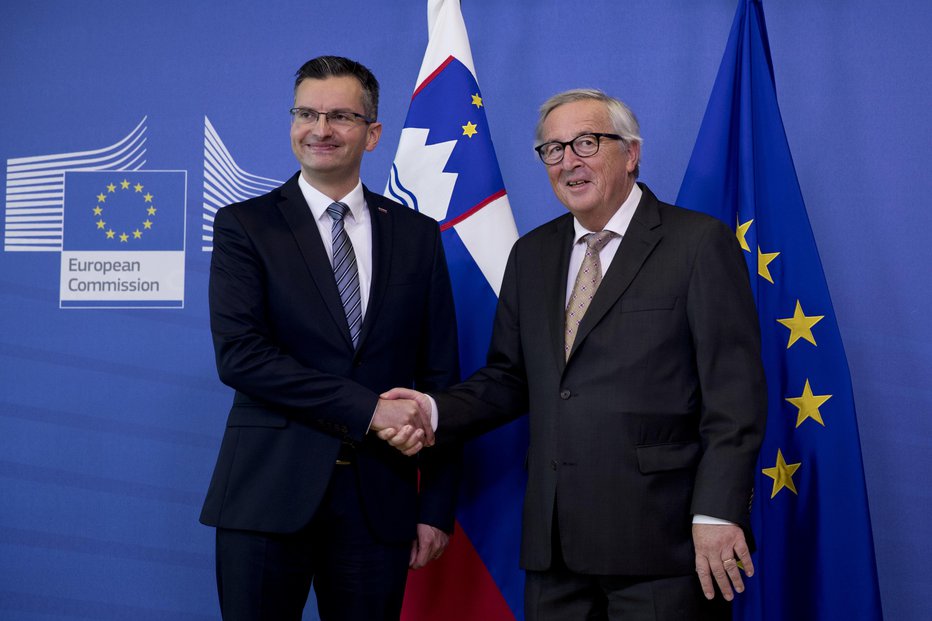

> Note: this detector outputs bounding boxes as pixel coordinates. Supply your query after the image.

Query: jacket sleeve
[687,219,768,526]
[411,225,462,531]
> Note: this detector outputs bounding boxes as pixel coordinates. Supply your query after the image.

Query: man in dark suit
[384,89,767,620]
[200,56,460,621]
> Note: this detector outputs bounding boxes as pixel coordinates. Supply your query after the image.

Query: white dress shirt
[298,174,372,318]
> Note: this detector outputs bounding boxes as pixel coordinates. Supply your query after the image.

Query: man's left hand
[693,523,754,601]
[409,523,449,569]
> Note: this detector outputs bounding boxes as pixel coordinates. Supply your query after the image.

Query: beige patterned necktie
[565,230,616,359]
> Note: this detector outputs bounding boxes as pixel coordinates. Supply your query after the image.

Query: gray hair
[535,89,642,177]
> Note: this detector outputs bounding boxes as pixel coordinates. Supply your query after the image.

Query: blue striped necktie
[326,202,362,348]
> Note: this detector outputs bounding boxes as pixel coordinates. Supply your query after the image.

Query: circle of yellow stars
[735,215,835,501]
[93,178,158,243]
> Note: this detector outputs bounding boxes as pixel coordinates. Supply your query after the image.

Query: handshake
[370,388,434,456]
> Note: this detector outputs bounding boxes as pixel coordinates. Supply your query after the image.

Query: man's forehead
[294,76,364,106]
[542,100,611,138]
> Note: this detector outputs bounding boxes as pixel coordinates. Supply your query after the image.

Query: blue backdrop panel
[2,1,930,619]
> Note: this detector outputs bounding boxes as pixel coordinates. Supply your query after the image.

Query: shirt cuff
[427,394,438,432]
[692,514,735,525]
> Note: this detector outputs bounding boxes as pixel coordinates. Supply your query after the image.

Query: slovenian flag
[386,1,524,619]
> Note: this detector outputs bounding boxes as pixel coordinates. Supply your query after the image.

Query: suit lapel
[358,186,392,351]
[568,185,663,360]
[544,216,576,372]
[277,174,354,349]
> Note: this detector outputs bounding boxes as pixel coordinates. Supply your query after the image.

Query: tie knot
[583,230,615,252]
[326,202,349,222]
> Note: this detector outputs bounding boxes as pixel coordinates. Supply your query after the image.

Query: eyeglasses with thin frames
[535,132,624,165]
[290,107,375,128]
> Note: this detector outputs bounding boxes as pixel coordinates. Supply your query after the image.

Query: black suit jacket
[200,173,460,543]
[435,184,766,575]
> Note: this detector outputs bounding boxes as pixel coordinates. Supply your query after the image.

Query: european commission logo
[61,171,186,308]
[4,116,283,309]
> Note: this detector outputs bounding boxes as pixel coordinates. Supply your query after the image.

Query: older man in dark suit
[200,56,460,621]
[384,89,767,620]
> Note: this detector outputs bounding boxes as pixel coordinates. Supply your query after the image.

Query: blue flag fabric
[677,1,883,619]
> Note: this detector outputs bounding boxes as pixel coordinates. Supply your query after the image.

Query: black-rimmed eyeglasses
[290,107,374,127]
[534,132,624,165]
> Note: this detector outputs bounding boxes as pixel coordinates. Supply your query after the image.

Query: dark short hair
[294,56,380,121]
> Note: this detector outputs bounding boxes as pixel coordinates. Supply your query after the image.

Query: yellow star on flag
[762,448,801,499]
[133,229,143,239]
[757,246,780,283]
[93,206,103,216]
[107,183,116,193]
[97,193,107,203]
[786,379,832,427]
[143,192,154,203]
[462,121,478,138]
[777,300,825,348]
[96,220,106,229]
[143,220,153,229]
[106,229,115,239]
[119,232,129,242]
[134,183,144,192]
[147,206,157,216]
[736,218,753,252]
[471,93,483,108]
[121,179,131,189]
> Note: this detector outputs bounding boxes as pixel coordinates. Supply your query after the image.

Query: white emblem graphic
[201,116,283,252]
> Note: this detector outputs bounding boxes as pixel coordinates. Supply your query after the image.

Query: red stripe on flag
[412,56,456,99]
[401,520,516,621]
[440,189,507,232]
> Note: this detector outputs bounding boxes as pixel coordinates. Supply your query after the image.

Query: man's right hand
[371,395,433,456]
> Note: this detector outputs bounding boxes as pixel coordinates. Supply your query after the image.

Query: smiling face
[290,75,382,199]
[540,99,640,231]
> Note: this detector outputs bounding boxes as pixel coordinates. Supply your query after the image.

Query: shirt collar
[572,183,642,243]
[297,173,366,223]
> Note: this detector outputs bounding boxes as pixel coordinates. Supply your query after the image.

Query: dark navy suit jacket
[201,173,460,543]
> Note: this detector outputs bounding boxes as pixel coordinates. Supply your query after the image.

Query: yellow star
[471,93,483,108]
[777,300,825,348]
[134,183,144,192]
[133,229,143,239]
[147,206,157,216]
[736,218,753,252]
[119,232,129,242]
[106,229,115,239]
[143,192,154,203]
[121,179,131,190]
[786,379,832,427]
[757,246,780,283]
[462,121,478,138]
[96,219,106,229]
[762,449,801,499]
[143,219,153,229]
[97,193,107,203]
[93,206,103,216]
[107,183,116,193]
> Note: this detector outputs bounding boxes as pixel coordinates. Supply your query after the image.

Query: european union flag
[677,1,883,619]
[62,171,186,252]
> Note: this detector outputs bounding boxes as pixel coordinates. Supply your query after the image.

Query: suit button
[560,389,571,400]
[551,460,558,470]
